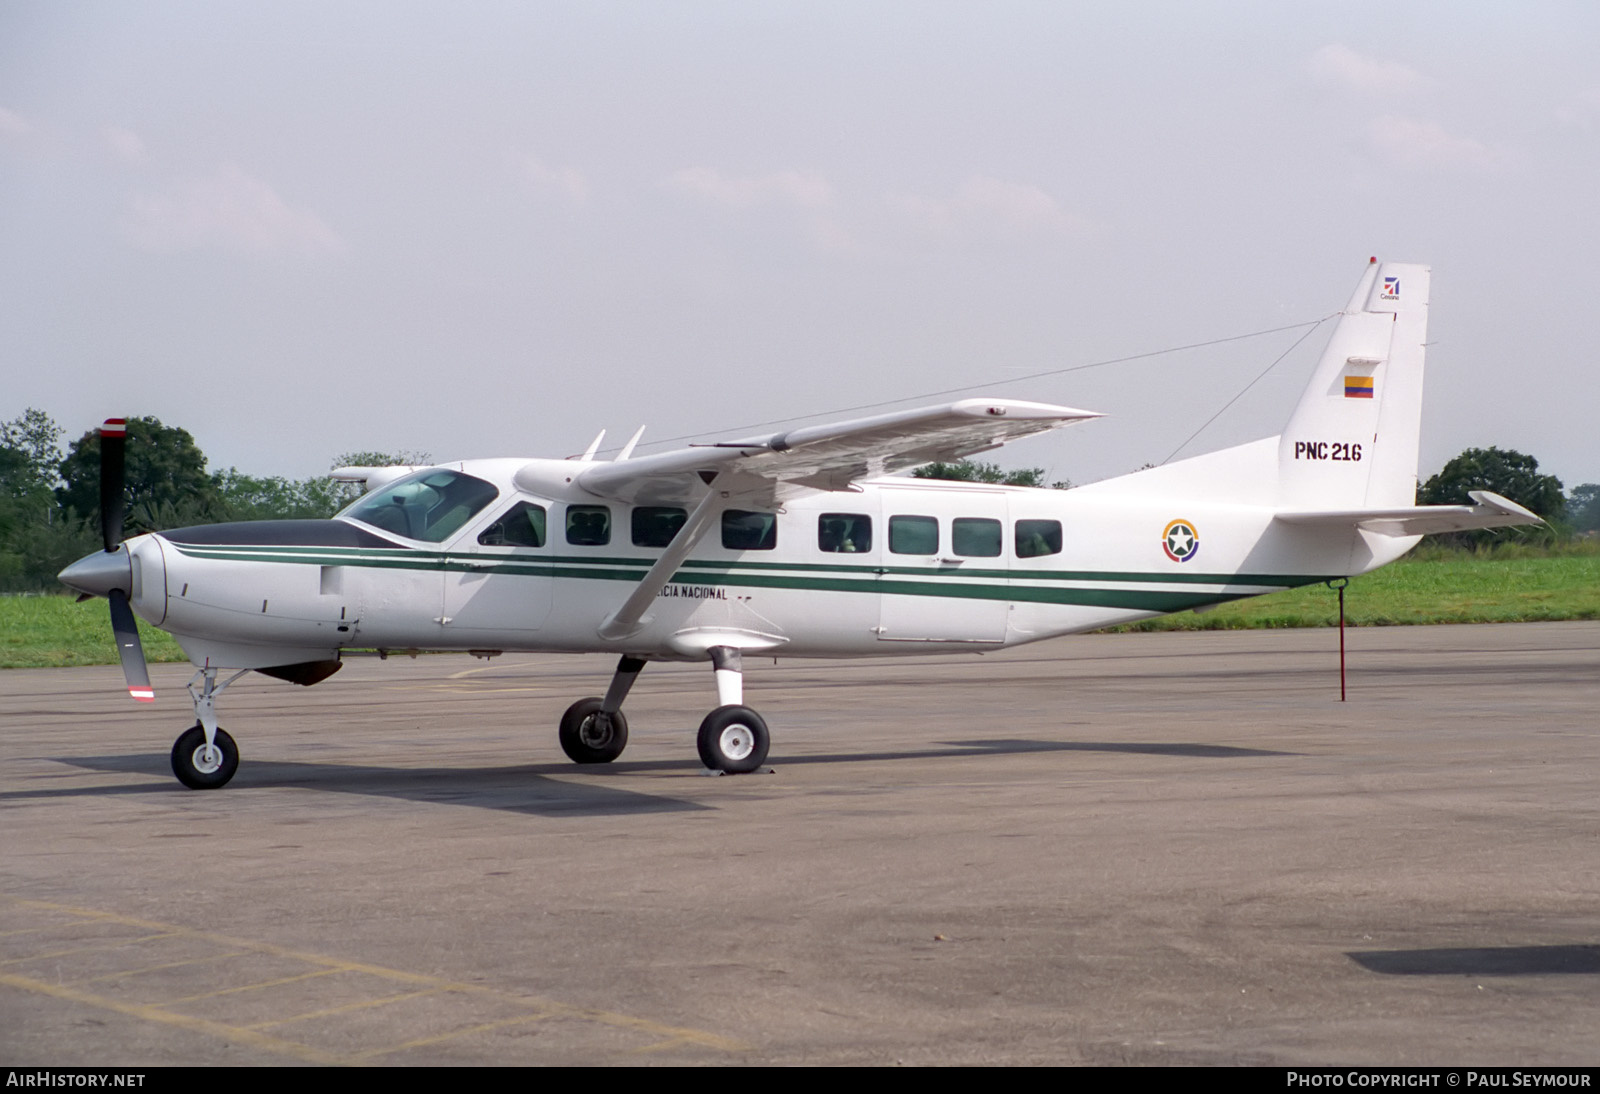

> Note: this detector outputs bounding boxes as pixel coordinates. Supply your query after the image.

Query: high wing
[557,398,1100,506]
[1275,490,1542,537]
[532,398,1101,641]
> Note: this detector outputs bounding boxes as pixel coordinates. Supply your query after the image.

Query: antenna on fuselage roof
[575,429,606,462]
[615,425,646,461]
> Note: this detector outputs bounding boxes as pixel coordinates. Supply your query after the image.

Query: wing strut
[597,482,723,641]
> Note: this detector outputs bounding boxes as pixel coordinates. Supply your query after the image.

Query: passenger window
[952,517,1002,557]
[478,502,547,547]
[818,513,872,553]
[1015,519,1063,558]
[889,515,938,555]
[722,510,777,551]
[632,506,687,548]
[565,505,611,546]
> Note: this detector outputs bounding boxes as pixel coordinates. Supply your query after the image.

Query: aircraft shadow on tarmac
[1348,945,1600,977]
[27,753,709,816]
[21,737,1294,815]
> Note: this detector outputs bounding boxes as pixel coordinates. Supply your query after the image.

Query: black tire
[559,698,629,764]
[171,724,239,790]
[696,705,769,774]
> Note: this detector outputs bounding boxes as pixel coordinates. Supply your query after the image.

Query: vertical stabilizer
[1277,259,1430,509]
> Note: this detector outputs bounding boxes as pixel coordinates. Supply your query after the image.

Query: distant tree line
[0,408,426,591]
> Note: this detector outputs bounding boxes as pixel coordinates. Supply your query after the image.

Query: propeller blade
[98,419,127,556]
[107,590,154,702]
[99,418,127,553]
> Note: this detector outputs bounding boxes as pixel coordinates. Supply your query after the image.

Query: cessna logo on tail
[1382,276,1400,300]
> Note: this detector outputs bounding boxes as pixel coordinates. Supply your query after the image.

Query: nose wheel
[172,724,239,789]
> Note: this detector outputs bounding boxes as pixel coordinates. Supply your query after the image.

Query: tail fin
[1278,259,1430,509]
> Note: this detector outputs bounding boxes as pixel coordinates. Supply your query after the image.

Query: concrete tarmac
[2,622,1598,1066]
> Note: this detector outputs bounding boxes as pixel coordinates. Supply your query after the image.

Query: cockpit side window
[341,469,499,543]
[478,502,548,548]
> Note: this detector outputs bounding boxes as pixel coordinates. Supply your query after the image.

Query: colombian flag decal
[1344,376,1375,399]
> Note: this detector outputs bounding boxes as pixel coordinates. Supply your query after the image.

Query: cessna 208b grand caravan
[60,260,1538,788]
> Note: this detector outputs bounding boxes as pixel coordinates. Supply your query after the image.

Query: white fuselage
[124,453,1412,671]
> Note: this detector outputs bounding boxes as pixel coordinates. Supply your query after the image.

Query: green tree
[213,469,353,522]
[1,409,96,590]
[1419,447,1565,517]
[1,408,64,498]
[0,445,37,585]
[56,416,224,535]
[912,460,1051,488]
[1419,446,1565,548]
[1569,483,1600,535]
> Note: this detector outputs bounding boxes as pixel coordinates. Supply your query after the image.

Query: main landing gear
[558,646,771,774]
[172,667,249,789]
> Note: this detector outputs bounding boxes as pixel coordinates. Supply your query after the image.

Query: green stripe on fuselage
[169,541,1324,612]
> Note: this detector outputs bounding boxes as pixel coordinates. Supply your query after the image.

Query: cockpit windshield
[339,469,498,543]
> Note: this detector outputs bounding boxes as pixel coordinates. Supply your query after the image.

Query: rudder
[1277,259,1430,509]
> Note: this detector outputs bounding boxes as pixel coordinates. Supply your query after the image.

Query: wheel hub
[718,724,754,761]
[579,713,614,748]
[191,744,223,774]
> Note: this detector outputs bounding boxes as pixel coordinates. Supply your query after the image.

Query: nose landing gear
[172,667,249,789]
[172,724,239,789]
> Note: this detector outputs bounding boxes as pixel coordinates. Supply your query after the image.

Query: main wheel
[559,698,629,763]
[171,724,239,790]
[696,705,769,774]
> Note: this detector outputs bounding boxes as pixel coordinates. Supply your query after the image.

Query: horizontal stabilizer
[1275,490,1542,537]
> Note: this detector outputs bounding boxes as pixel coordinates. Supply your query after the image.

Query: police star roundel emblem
[1162,519,1199,563]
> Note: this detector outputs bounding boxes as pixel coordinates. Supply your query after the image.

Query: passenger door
[876,488,1009,644]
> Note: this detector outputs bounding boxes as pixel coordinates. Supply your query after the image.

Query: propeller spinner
[56,418,154,703]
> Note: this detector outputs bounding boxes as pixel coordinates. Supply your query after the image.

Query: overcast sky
[3,2,1596,491]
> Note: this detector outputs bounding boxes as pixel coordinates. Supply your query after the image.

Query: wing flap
[1275,490,1542,537]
